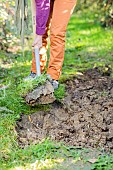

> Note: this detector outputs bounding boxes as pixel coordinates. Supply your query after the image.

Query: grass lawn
[0,7,113,170]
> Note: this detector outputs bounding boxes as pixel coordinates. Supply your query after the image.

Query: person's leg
[47,0,77,80]
[31,0,54,74]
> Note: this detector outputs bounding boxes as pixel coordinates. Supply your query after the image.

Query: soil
[16,67,113,151]
[25,80,56,105]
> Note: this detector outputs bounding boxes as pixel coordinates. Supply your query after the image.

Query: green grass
[0,139,83,169]
[1,139,113,169]
[17,74,47,96]
[91,155,113,170]
[61,9,113,78]
[0,6,113,170]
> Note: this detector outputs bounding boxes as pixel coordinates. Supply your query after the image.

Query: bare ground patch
[16,68,113,151]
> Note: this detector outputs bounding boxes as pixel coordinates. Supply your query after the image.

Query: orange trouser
[31,0,77,80]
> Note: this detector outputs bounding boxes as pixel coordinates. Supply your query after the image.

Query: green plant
[54,84,65,100]
[91,155,113,170]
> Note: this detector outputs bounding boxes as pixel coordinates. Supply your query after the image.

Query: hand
[32,34,42,48]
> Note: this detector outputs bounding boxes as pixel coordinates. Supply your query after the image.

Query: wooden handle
[31,0,36,38]
[31,0,41,76]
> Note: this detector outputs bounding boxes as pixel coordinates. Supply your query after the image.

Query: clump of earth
[16,67,113,151]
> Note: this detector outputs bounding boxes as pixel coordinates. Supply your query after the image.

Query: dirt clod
[16,68,113,150]
[25,80,56,105]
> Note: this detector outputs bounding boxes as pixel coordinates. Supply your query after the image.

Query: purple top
[35,0,50,35]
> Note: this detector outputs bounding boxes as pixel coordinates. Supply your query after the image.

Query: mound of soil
[16,68,113,150]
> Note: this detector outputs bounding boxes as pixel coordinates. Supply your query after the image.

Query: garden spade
[31,0,41,76]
